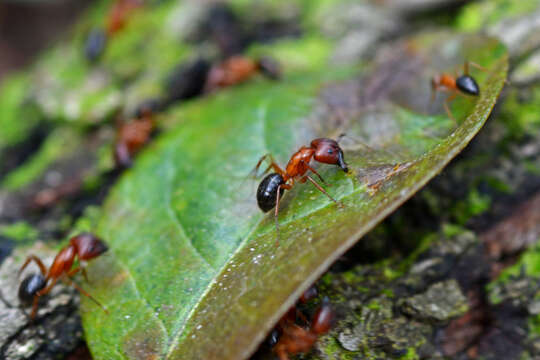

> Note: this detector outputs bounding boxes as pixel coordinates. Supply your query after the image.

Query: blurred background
[1,1,540,360]
[0,1,93,80]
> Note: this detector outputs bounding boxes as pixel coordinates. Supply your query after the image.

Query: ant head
[456,75,479,96]
[70,233,108,261]
[19,274,46,303]
[311,138,349,173]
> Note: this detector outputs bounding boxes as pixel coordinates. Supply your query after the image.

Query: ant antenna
[336,133,376,152]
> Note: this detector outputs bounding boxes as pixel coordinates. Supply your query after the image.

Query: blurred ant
[254,138,348,242]
[85,28,107,62]
[270,289,334,360]
[164,58,211,106]
[431,61,485,122]
[205,55,281,92]
[106,0,142,35]
[84,0,142,62]
[18,233,109,319]
[114,103,157,168]
[280,286,319,325]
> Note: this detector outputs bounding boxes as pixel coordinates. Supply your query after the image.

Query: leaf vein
[165,150,216,272]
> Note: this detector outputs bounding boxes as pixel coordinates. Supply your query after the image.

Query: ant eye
[327,149,333,154]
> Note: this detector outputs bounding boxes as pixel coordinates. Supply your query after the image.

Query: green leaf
[1,128,81,191]
[26,1,193,124]
[81,32,507,360]
[0,74,40,149]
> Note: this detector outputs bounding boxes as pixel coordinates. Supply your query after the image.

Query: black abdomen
[84,28,107,62]
[456,75,480,96]
[257,173,285,212]
[19,274,46,303]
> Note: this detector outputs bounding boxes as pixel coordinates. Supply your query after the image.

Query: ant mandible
[254,138,349,242]
[431,60,485,122]
[272,298,334,360]
[18,232,109,319]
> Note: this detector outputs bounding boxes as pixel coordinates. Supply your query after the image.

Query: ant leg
[465,61,511,85]
[268,163,286,178]
[19,256,47,277]
[66,265,92,285]
[274,183,292,246]
[37,277,58,297]
[30,295,40,319]
[260,163,276,177]
[306,175,342,207]
[274,187,280,247]
[114,142,132,168]
[301,161,327,185]
[66,266,87,282]
[252,154,272,175]
[430,79,439,103]
[274,186,281,234]
[466,60,510,85]
[63,277,109,314]
[336,133,380,155]
[443,93,458,124]
[81,268,90,283]
[67,266,81,277]
[251,154,286,178]
[466,61,487,73]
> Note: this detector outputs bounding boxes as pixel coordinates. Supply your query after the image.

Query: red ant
[18,233,109,319]
[431,61,485,122]
[205,55,281,92]
[106,0,142,35]
[270,290,334,360]
[114,105,156,168]
[280,286,319,325]
[254,138,348,241]
[85,0,142,62]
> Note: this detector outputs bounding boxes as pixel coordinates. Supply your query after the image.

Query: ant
[85,28,107,62]
[431,61,485,122]
[280,286,319,326]
[84,0,142,62]
[114,104,157,168]
[270,290,334,360]
[254,138,348,242]
[106,0,142,35]
[205,55,281,92]
[18,232,109,319]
